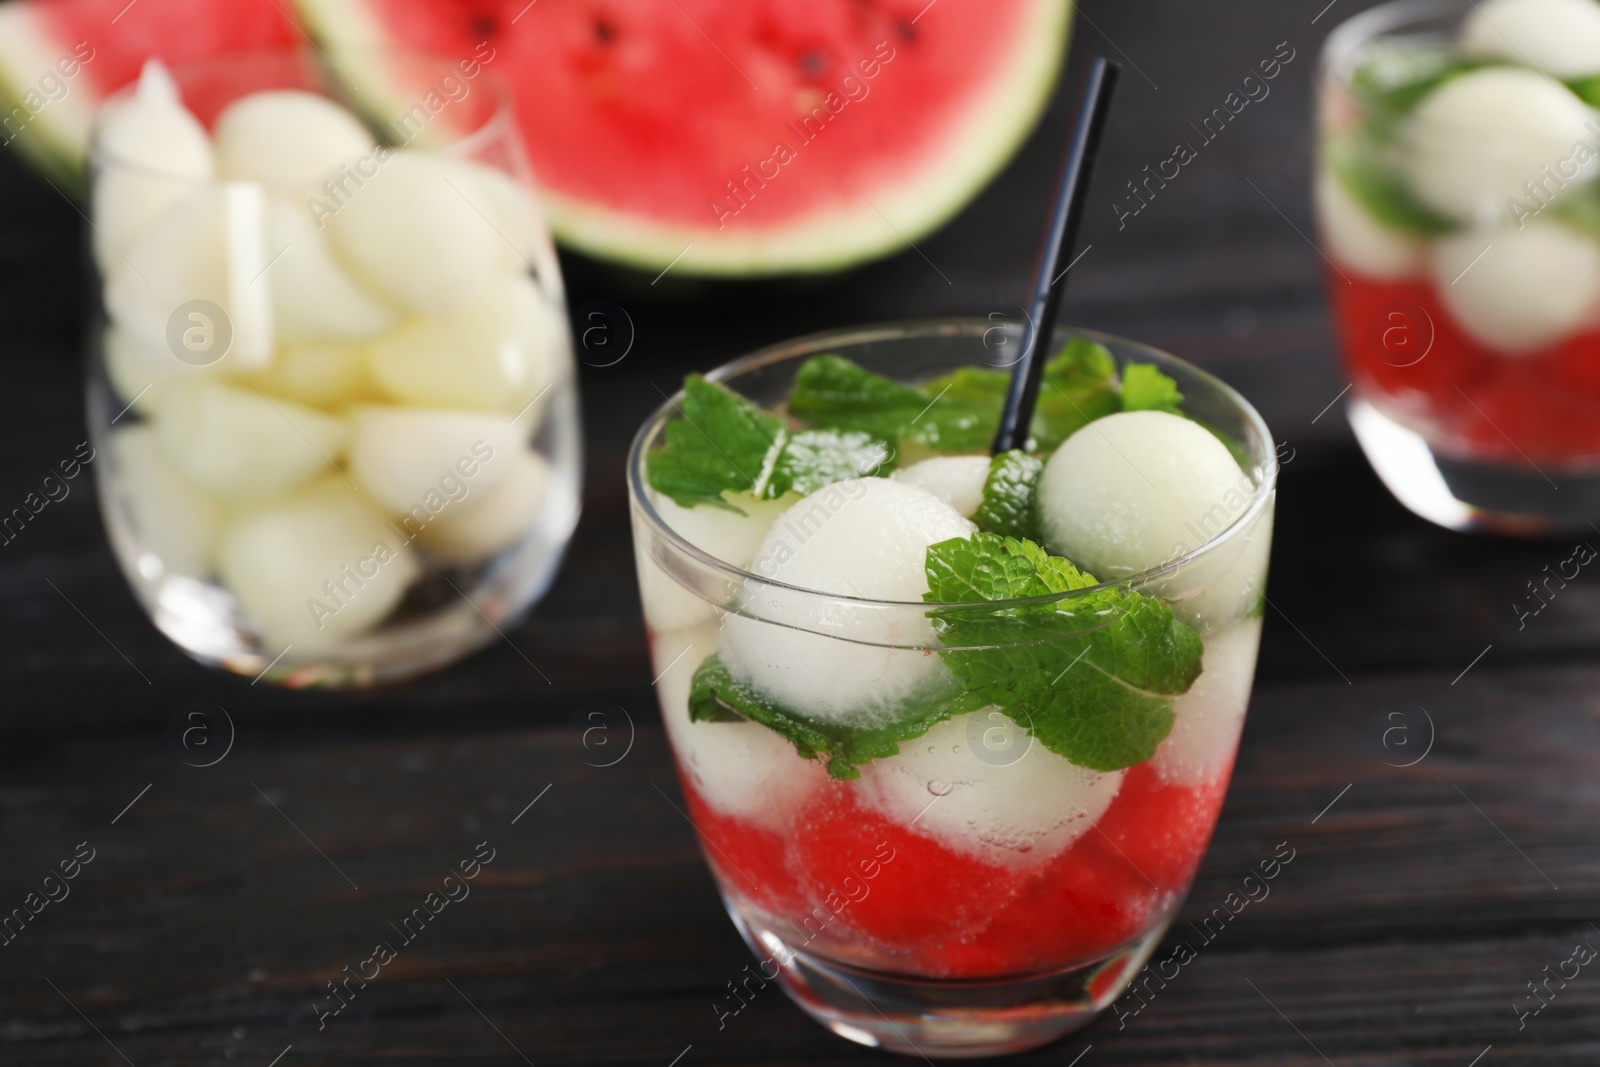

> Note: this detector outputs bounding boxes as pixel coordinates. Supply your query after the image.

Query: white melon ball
[417,450,550,563]
[323,151,501,315]
[346,406,524,515]
[108,426,221,579]
[1164,504,1274,631]
[104,183,276,369]
[860,712,1124,869]
[1313,168,1427,280]
[91,59,213,271]
[719,478,974,725]
[1431,219,1600,352]
[455,161,564,290]
[1038,411,1245,581]
[263,198,396,343]
[154,381,346,503]
[103,325,170,416]
[214,90,376,199]
[1151,618,1263,787]
[1402,67,1598,223]
[219,476,419,647]
[653,624,828,831]
[892,455,991,517]
[1461,0,1600,77]
[367,275,553,413]
[248,339,372,409]
[636,490,797,633]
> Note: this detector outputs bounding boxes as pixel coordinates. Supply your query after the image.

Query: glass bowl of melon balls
[86,51,579,686]
[1319,0,1600,533]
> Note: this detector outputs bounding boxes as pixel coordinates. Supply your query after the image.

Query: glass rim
[626,318,1279,612]
[87,45,517,181]
[1321,0,1470,81]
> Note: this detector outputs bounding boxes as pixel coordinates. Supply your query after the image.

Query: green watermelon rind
[295,0,1073,277]
[0,2,94,192]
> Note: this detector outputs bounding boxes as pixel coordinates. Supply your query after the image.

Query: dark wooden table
[5,2,1599,1064]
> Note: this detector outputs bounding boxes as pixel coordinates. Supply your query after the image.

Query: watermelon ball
[1090,762,1229,891]
[1430,219,1600,353]
[679,774,811,919]
[367,275,556,415]
[858,712,1125,870]
[107,426,222,580]
[218,475,420,648]
[263,197,397,344]
[718,478,973,724]
[1401,67,1596,222]
[345,406,525,515]
[1313,167,1426,281]
[652,627,828,835]
[891,455,991,517]
[1037,410,1245,580]
[322,151,502,316]
[1149,618,1262,788]
[1461,0,1600,77]
[214,90,377,200]
[416,449,553,564]
[153,380,347,503]
[91,59,214,271]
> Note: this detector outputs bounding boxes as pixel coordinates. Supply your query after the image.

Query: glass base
[1348,398,1600,537]
[727,906,1168,1059]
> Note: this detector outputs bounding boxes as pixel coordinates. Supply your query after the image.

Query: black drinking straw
[991,56,1120,455]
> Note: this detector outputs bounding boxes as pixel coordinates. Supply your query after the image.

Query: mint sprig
[924,534,1203,772]
[972,450,1044,542]
[647,375,893,511]
[1121,364,1184,414]
[687,654,977,780]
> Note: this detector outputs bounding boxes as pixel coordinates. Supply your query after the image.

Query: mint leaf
[648,375,893,511]
[1121,363,1184,414]
[1326,132,1458,236]
[687,654,973,780]
[1570,75,1600,108]
[972,450,1044,542]
[924,534,1203,772]
[1020,339,1122,451]
[1351,43,1474,127]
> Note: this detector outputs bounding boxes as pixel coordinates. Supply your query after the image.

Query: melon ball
[653,624,828,832]
[1163,504,1274,631]
[860,712,1125,869]
[91,59,213,271]
[892,455,991,517]
[1038,411,1246,581]
[456,161,564,287]
[346,406,524,516]
[322,151,502,315]
[108,426,221,579]
[1461,0,1600,77]
[1313,168,1426,280]
[1431,219,1600,352]
[154,381,346,503]
[263,198,397,343]
[417,450,551,563]
[1150,618,1263,787]
[719,478,974,725]
[103,325,170,416]
[636,490,797,633]
[367,275,554,413]
[104,183,276,369]
[248,339,373,409]
[1402,67,1597,223]
[214,90,377,199]
[218,476,419,648]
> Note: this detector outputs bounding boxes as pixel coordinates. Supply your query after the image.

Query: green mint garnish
[1326,132,1459,236]
[687,654,975,780]
[1350,43,1476,128]
[972,450,1045,542]
[1121,363,1184,414]
[647,375,893,511]
[1569,75,1600,108]
[924,533,1204,772]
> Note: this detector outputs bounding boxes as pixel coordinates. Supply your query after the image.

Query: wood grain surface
[3,1,1598,1064]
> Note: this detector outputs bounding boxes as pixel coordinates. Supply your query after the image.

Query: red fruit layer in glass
[680,761,1231,980]
[1332,272,1600,464]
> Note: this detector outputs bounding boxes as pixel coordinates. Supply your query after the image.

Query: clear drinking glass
[1318,0,1600,533]
[628,322,1276,1057]
[85,49,580,686]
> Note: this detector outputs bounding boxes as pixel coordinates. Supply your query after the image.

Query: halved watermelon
[0,0,1068,275]
[0,0,297,186]
[297,0,1070,275]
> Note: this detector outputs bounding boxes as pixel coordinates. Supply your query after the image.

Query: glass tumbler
[85,49,580,686]
[628,322,1276,1057]
[1318,0,1600,533]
